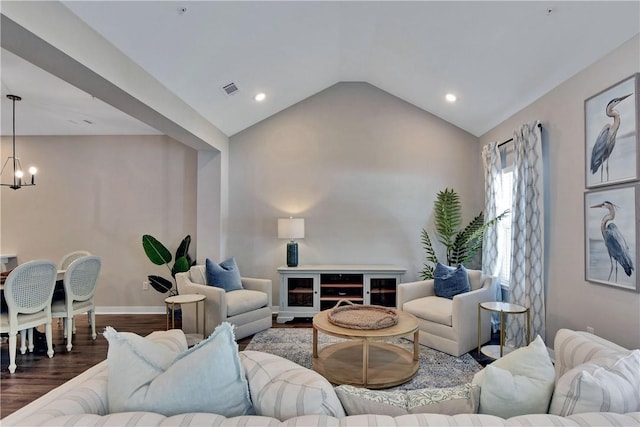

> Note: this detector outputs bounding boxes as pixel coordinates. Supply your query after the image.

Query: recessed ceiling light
[445,93,457,103]
[254,92,266,102]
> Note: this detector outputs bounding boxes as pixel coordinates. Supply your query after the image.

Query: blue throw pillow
[206,257,244,292]
[433,263,470,299]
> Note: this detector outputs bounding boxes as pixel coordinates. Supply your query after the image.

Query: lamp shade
[278,218,305,240]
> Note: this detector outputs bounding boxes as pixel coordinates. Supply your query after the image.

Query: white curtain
[507,121,545,346]
[482,141,504,332]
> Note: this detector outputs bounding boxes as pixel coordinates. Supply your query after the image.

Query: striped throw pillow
[549,350,640,416]
[240,350,345,420]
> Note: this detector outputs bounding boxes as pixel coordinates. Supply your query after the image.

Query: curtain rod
[497,122,542,148]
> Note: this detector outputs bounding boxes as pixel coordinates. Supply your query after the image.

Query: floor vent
[222,82,239,96]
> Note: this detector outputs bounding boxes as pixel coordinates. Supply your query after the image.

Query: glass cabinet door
[287,277,315,308]
[368,277,397,307]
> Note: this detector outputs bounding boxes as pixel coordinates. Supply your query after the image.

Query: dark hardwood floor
[0,314,494,418]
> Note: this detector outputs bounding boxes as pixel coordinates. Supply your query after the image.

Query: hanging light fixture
[1,94,37,189]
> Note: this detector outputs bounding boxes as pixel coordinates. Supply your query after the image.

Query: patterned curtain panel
[482,141,504,332]
[482,141,502,277]
[507,121,545,347]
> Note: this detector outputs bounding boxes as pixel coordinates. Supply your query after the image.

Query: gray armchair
[175,265,272,340]
[397,269,495,357]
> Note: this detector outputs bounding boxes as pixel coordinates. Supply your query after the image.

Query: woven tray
[327,300,399,330]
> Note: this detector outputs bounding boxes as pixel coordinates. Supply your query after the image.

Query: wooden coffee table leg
[362,339,369,387]
[413,330,419,361]
[313,326,318,358]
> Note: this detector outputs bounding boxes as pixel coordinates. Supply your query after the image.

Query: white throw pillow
[105,323,253,417]
[549,350,640,416]
[472,335,555,418]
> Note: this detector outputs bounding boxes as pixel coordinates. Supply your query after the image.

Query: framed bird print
[585,74,639,188]
[584,183,638,292]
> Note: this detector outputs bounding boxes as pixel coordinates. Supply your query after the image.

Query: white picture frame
[585,74,639,188]
[584,184,638,291]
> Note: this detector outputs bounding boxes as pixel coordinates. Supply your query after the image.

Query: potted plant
[421,188,508,279]
[142,234,195,296]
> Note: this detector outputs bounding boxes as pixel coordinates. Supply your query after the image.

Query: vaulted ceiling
[1,1,639,138]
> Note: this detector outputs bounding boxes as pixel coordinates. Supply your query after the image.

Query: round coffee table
[312,309,419,388]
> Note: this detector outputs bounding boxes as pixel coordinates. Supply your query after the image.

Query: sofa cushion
[549,350,640,416]
[334,383,479,416]
[434,263,470,299]
[240,350,345,420]
[206,257,244,292]
[104,323,253,417]
[404,296,453,326]
[472,335,555,418]
[226,289,269,317]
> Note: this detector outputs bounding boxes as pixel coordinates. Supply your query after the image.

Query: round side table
[165,294,206,346]
[478,301,530,359]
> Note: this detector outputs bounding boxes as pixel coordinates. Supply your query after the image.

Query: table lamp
[278,217,305,267]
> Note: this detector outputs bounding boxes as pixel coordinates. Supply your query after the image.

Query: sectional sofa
[2,327,638,426]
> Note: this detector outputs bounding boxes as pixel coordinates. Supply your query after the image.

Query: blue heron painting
[590,94,632,182]
[590,201,634,282]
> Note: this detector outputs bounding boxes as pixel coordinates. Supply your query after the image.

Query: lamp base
[286,241,298,267]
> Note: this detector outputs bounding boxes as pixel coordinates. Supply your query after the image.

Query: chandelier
[1,94,37,189]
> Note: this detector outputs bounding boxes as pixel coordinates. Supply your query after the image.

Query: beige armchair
[397,269,495,357]
[175,265,272,340]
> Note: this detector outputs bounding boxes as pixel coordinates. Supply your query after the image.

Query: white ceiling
[2,1,639,138]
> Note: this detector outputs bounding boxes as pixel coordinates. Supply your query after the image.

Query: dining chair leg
[66,317,73,352]
[72,318,76,335]
[62,318,68,338]
[90,310,97,340]
[8,332,17,373]
[27,328,34,352]
[46,321,54,358]
[19,330,27,355]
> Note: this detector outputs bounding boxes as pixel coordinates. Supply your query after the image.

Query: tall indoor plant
[421,188,508,279]
[142,234,194,296]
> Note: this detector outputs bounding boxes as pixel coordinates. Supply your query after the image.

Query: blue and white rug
[245,328,481,390]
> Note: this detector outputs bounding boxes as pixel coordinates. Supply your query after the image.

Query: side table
[478,301,530,359]
[165,294,206,346]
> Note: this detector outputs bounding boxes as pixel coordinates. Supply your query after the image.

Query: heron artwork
[590,93,632,182]
[590,201,634,282]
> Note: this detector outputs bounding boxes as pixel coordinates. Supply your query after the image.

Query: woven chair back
[4,260,57,315]
[65,256,101,302]
[59,250,91,270]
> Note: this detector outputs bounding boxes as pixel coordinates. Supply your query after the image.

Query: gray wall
[0,134,197,310]
[228,82,481,307]
[479,35,640,349]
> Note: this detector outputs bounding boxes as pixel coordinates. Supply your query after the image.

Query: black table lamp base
[286,241,298,267]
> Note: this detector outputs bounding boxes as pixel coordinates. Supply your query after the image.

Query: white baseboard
[96,306,279,315]
[95,306,165,314]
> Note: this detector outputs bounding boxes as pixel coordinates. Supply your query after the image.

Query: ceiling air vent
[221,82,239,96]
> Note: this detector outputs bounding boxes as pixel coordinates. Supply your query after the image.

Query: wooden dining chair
[51,256,101,351]
[0,260,57,373]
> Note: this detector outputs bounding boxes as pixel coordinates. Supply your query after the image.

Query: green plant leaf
[171,255,190,278]
[434,188,461,249]
[148,275,173,293]
[420,264,434,280]
[175,235,191,260]
[142,235,172,266]
[450,212,485,265]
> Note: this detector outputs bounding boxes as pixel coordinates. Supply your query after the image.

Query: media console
[276,264,406,323]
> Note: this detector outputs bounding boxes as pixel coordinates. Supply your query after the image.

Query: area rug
[244,328,481,391]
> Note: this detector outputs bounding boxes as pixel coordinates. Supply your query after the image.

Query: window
[496,167,513,287]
